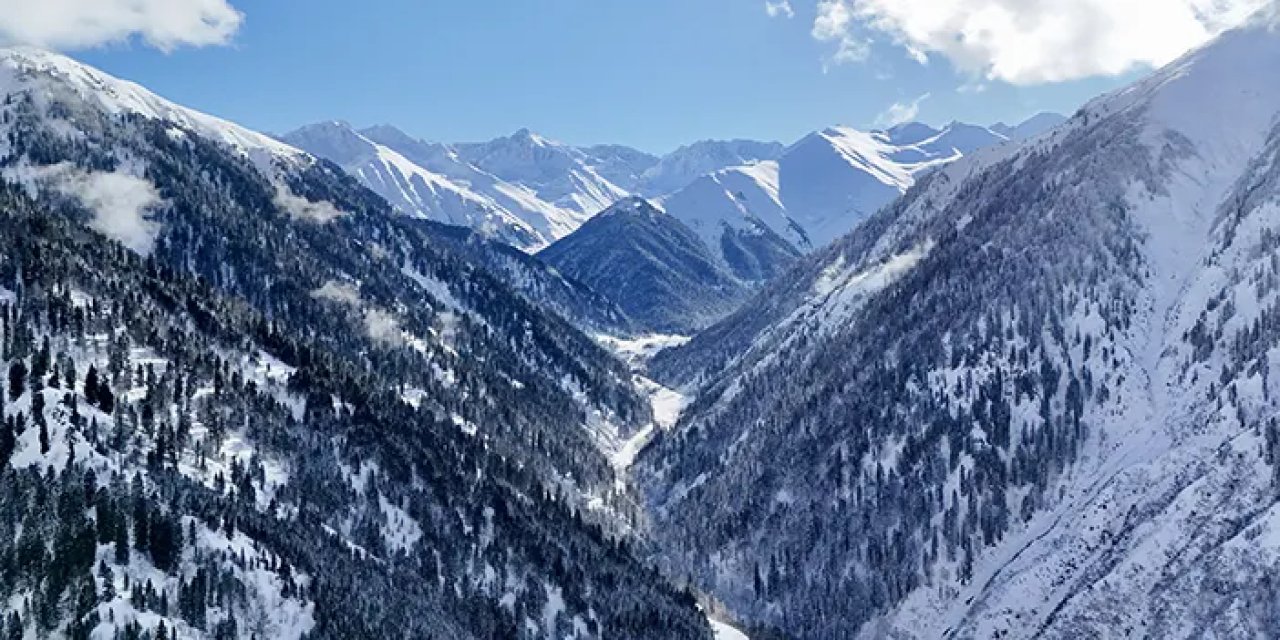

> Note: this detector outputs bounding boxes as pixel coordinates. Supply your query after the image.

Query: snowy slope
[659,120,1014,269]
[639,10,1280,639]
[454,129,635,240]
[990,112,1068,140]
[638,139,785,197]
[280,122,543,248]
[286,123,665,251]
[0,46,302,170]
[0,46,715,640]
[581,143,661,193]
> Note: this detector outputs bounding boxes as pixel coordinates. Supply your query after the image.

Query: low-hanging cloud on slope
[0,0,243,51]
[11,163,165,255]
[810,0,1271,84]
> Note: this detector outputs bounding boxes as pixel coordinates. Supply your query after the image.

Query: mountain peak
[509,127,555,147]
[885,121,941,146]
[0,45,302,166]
[600,196,660,218]
[989,112,1067,140]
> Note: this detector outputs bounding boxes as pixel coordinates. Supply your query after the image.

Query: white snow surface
[0,46,304,169]
[710,619,750,640]
[660,121,1010,257]
[867,13,1280,639]
[590,333,692,470]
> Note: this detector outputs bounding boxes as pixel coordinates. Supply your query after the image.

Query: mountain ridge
[638,13,1280,639]
[0,44,714,640]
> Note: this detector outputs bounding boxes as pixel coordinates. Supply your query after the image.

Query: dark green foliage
[0,86,710,639]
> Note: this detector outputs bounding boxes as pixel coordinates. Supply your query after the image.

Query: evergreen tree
[8,360,25,401]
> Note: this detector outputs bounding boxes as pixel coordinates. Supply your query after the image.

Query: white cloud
[311,280,415,348]
[0,0,243,51]
[311,280,362,307]
[363,309,407,347]
[766,0,795,19]
[875,93,929,127]
[15,163,163,254]
[808,0,1271,84]
[813,0,869,67]
[274,187,346,224]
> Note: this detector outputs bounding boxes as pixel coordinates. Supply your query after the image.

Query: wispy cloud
[813,0,869,69]
[0,0,243,51]
[765,0,795,19]
[875,93,929,127]
[801,0,1270,84]
[275,186,346,224]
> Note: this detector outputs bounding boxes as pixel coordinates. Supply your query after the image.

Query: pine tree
[114,517,130,565]
[5,612,21,640]
[38,419,49,456]
[85,365,100,408]
[31,337,50,382]
[0,413,13,466]
[8,360,25,401]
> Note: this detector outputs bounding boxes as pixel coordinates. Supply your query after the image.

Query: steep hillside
[0,46,711,640]
[413,219,639,336]
[539,198,754,334]
[639,13,1280,639]
[278,122,545,249]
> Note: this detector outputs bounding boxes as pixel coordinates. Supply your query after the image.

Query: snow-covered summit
[638,139,785,196]
[454,128,633,227]
[280,121,543,248]
[658,118,1014,270]
[0,46,303,167]
[640,12,1280,640]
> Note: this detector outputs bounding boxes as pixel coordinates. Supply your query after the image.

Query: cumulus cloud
[766,0,795,19]
[808,0,1270,84]
[875,93,929,127]
[813,0,869,66]
[274,187,347,224]
[16,163,163,254]
[0,0,243,51]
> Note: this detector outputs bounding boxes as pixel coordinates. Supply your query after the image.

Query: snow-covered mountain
[279,121,544,248]
[539,197,758,333]
[281,123,664,251]
[638,139,786,197]
[286,115,1036,281]
[0,45,714,640]
[658,119,1018,270]
[638,10,1280,639]
[580,143,661,192]
[0,45,303,182]
[991,111,1068,140]
[452,129,635,238]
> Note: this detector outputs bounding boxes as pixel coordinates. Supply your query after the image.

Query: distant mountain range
[281,114,1064,257]
[657,117,1064,271]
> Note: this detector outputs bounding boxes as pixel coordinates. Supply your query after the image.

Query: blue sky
[50,0,1222,153]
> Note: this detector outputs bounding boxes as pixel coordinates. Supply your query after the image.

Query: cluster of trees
[0,86,713,640]
[639,114,1158,638]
